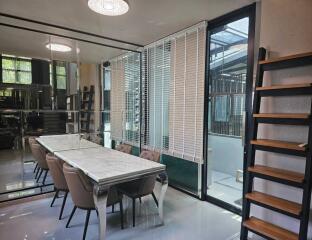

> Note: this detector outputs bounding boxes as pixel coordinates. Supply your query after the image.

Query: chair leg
[132,198,136,227]
[59,191,68,220]
[152,192,158,207]
[119,201,124,229]
[33,162,38,173]
[82,210,91,240]
[36,169,43,182]
[35,167,40,179]
[66,206,77,228]
[42,170,48,185]
[112,204,115,213]
[50,190,59,207]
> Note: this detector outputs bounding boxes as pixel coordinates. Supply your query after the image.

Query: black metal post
[240,47,266,240]
[299,99,312,240]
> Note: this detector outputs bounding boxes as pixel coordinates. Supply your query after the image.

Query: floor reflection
[0,187,242,240]
[0,148,53,202]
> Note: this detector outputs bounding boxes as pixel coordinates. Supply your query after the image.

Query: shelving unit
[240,48,312,240]
[80,85,94,133]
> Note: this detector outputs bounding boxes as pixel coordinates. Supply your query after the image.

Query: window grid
[2,55,32,84]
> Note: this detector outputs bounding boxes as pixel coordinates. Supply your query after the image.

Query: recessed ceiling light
[88,0,129,16]
[46,43,72,52]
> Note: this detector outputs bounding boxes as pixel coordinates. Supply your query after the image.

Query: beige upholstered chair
[63,163,124,240]
[28,137,40,177]
[118,150,160,227]
[31,143,49,184]
[46,153,69,220]
[116,143,132,154]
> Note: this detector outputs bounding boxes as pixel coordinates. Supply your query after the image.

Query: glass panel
[206,17,249,209]
[17,71,32,84]
[56,75,67,89]
[2,70,16,83]
[2,56,32,84]
[2,58,15,70]
[0,19,138,202]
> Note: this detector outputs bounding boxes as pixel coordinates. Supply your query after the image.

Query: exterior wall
[251,0,312,238]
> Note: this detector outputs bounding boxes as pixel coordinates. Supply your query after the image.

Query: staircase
[240,48,312,240]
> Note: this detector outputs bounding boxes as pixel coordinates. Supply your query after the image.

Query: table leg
[93,184,109,240]
[158,172,168,225]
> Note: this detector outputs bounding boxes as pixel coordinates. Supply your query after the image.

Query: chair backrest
[28,137,37,155]
[46,153,68,191]
[139,150,160,163]
[135,150,160,195]
[116,144,132,154]
[32,143,49,170]
[28,137,37,146]
[63,163,94,209]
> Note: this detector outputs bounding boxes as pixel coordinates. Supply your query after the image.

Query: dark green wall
[161,154,199,194]
[132,146,199,194]
[113,143,199,195]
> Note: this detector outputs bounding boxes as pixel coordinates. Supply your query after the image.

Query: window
[0,89,12,97]
[103,67,111,147]
[142,23,206,163]
[110,52,141,146]
[142,41,171,150]
[208,17,248,137]
[214,95,229,122]
[2,55,32,84]
[50,61,67,89]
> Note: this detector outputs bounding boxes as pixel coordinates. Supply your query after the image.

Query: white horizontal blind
[143,22,206,163]
[142,41,171,151]
[110,57,125,141]
[123,52,140,146]
[110,52,141,145]
[169,26,206,163]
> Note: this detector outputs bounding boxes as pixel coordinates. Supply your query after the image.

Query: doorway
[204,4,255,213]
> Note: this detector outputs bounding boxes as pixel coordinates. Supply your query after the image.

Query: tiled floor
[207,171,243,209]
[0,185,243,240]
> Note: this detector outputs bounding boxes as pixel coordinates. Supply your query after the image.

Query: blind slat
[142,23,206,163]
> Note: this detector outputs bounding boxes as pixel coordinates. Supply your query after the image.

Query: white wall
[208,134,243,176]
[251,0,312,238]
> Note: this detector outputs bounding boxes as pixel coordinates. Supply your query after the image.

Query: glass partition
[0,18,140,202]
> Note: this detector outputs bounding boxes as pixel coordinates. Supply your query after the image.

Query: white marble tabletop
[54,147,166,184]
[36,134,100,153]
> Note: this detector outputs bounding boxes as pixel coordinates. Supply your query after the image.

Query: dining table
[36,134,168,240]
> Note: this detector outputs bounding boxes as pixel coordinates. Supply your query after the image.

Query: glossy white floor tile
[0,186,243,240]
[207,171,243,209]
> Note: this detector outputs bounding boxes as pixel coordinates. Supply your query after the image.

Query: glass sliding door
[205,5,255,212]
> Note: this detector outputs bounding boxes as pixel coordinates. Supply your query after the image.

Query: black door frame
[202,3,256,215]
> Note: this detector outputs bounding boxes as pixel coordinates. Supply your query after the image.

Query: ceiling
[0,25,127,63]
[0,0,255,62]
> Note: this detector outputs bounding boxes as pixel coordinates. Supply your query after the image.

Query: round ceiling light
[46,43,72,52]
[88,0,129,16]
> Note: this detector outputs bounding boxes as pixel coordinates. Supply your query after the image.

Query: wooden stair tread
[246,191,301,216]
[243,217,298,240]
[259,52,312,65]
[253,113,310,119]
[248,165,304,184]
[256,83,312,91]
[251,139,306,151]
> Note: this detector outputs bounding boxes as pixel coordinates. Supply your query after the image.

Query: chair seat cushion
[117,175,157,198]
